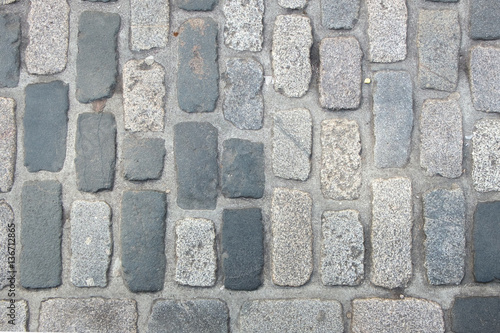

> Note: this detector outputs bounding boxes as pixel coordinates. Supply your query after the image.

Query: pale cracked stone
[420,95,463,178]
[367,0,407,62]
[223,0,264,52]
[26,0,69,75]
[0,300,28,331]
[0,201,14,290]
[321,210,364,286]
[321,119,361,200]
[0,0,16,4]
[175,218,217,287]
[472,119,500,191]
[130,0,169,51]
[469,46,500,112]
[123,59,165,132]
[0,98,16,193]
[70,200,112,288]
[319,37,362,110]
[272,15,312,97]
[371,178,412,289]
[271,188,313,287]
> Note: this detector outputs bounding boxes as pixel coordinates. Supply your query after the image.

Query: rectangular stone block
[0,201,14,290]
[278,0,306,9]
[470,0,500,40]
[472,119,500,191]
[0,98,16,192]
[223,0,264,52]
[452,297,500,332]
[321,0,360,29]
[469,46,500,112]
[473,202,500,282]
[178,0,216,11]
[0,14,20,88]
[123,137,166,181]
[0,300,27,331]
[130,0,169,51]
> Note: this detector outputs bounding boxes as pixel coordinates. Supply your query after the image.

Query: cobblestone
[473,201,500,282]
[130,0,169,51]
[0,0,16,4]
[452,297,500,332]
[470,0,500,40]
[223,0,264,52]
[321,0,359,29]
[278,0,306,9]
[0,14,20,88]
[0,300,27,331]
[178,0,216,11]
[0,98,16,192]
[0,201,13,289]
[123,137,166,181]
[469,45,500,112]
[472,119,500,191]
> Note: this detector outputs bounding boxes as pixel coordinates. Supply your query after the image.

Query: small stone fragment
[123,137,166,181]
[0,300,27,331]
[470,0,500,40]
[178,0,216,11]
[473,201,500,282]
[130,0,169,51]
[469,46,500,112]
[0,14,20,88]
[223,0,264,51]
[472,119,500,191]
[0,98,16,192]
[452,297,500,332]
[0,201,14,290]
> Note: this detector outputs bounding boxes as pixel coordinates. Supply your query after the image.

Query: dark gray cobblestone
[473,201,500,282]
[0,13,20,88]
[452,297,500,332]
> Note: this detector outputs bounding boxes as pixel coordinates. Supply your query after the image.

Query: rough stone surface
[121,191,166,292]
[320,118,362,200]
[420,96,463,178]
[278,0,306,9]
[70,200,112,288]
[178,0,216,11]
[319,37,362,110]
[472,119,500,192]
[271,188,313,287]
[371,177,412,289]
[76,11,120,103]
[223,58,264,130]
[423,188,466,285]
[0,14,20,88]
[222,208,263,290]
[0,98,16,192]
[83,0,117,2]
[177,18,218,113]
[239,300,343,332]
[0,300,28,331]
[0,201,13,290]
[223,0,264,52]
[24,81,69,173]
[0,0,16,4]
[39,298,137,332]
[26,0,69,75]
[367,0,407,62]
[469,46,500,112]
[174,122,218,210]
[130,0,169,51]
[175,218,217,287]
[352,298,445,333]
[470,0,500,40]
[123,59,166,132]
[272,15,312,97]
[373,71,413,168]
[20,180,62,289]
[452,297,500,332]
[272,108,312,181]
[148,299,228,333]
[75,113,116,193]
[123,137,166,181]
[321,0,359,29]
[473,201,500,282]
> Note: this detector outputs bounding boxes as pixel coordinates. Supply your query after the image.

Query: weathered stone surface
[473,201,500,282]
[121,191,166,292]
[123,137,166,181]
[24,81,68,173]
[367,0,407,62]
[177,18,218,113]
[271,188,313,287]
[352,298,445,333]
[272,108,312,181]
[76,11,120,103]
[70,200,112,288]
[278,0,306,9]
[321,0,359,29]
[222,208,263,290]
[75,113,116,193]
[0,14,20,88]
[175,218,216,287]
[20,180,62,289]
[39,298,137,332]
[472,119,500,191]
[123,59,165,132]
[83,0,117,2]
[373,71,413,168]
[178,0,216,11]
[371,178,412,289]
[319,37,362,110]
[469,46,500,112]
[223,58,264,130]
[148,299,228,333]
[420,96,463,178]
[423,188,466,285]
[26,0,69,75]
[240,300,343,332]
[223,0,263,52]
[0,98,16,192]
[470,0,500,40]
[130,0,169,51]
[0,300,27,331]
[0,0,17,4]
[0,201,13,290]
[452,297,500,332]
[321,119,361,200]
[272,15,312,97]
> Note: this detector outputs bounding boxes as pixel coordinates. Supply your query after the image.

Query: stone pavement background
[0,0,500,331]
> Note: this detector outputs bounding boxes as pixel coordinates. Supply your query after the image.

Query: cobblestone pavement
[0,0,499,332]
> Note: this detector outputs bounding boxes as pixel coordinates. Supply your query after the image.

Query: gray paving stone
[223,0,263,51]
[469,46,500,112]
[174,122,218,210]
[39,298,137,332]
[75,113,116,193]
[123,137,166,181]
[271,188,313,287]
[417,10,460,92]
[148,299,228,333]
[272,15,312,97]
[178,0,216,11]
[0,98,16,192]
[423,188,466,285]
[84,0,117,2]
[319,37,362,110]
[0,300,28,331]
[76,11,120,103]
[427,0,456,2]
[470,0,500,40]
[123,59,165,132]
[320,118,362,200]
[221,139,264,199]
[0,201,13,290]
[420,96,463,178]
[352,298,445,333]
[223,58,264,130]
[20,180,62,289]
[175,218,217,287]
[278,0,306,9]
[272,108,312,181]
[239,299,343,332]
[367,0,407,62]
[472,119,500,192]
[321,210,364,286]
[177,18,218,113]
[130,0,169,51]
[321,0,359,29]
[473,201,500,282]
[452,297,500,332]
[0,14,20,88]
[222,208,263,290]
[371,177,412,289]
[24,81,69,173]
[121,191,166,292]
[70,200,112,288]
[26,0,69,75]
[373,71,413,168]
[0,0,16,4]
